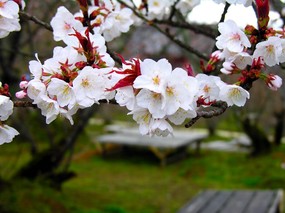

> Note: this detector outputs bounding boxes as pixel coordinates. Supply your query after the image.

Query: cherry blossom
[0,0,19,19]
[115,86,136,111]
[0,0,21,38]
[219,84,250,107]
[133,58,172,93]
[221,61,235,75]
[0,124,19,145]
[136,89,165,119]
[231,52,253,69]
[101,7,134,42]
[175,0,201,16]
[266,74,282,91]
[213,0,252,7]
[216,20,251,53]
[196,74,221,103]
[162,68,198,115]
[37,96,60,124]
[0,95,13,121]
[149,118,173,137]
[50,6,84,44]
[2,0,285,142]
[26,79,47,104]
[168,108,197,125]
[47,78,76,108]
[253,36,283,67]
[73,66,115,107]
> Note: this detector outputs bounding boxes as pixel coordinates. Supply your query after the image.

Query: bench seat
[95,130,207,165]
[178,190,283,213]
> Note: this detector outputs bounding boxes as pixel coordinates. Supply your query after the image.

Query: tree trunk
[242,117,271,156]
[14,107,98,188]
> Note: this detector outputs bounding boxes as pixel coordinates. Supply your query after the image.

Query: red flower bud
[94,0,99,6]
[255,0,269,29]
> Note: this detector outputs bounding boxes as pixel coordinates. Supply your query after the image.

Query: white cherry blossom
[27,79,47,104]
[136,89,165,119]
[219,84,250,107]
[213,0,252,7]
[50,6,84,44]
[101,8,134,42]
[162,68,198,115]
[266,74,282,91]
[253,37,283,67]
[0,14,21,38]
[37,96,60,124]
[175,0,200,16]
[133,58,172,93]
[231,52,252,69]
[221,61,235,75]
[146,0,175,20]
[0,95,13,121]
[216,20,251,53]
[196,74,221,102]
[131,108,152,135]
[168,108,197,125]
[0,124,19,145]
[149,118,173,137]
[47,78,76,108]
[0,0,19,19]
[115,86,136,111]
[73,67,114,107]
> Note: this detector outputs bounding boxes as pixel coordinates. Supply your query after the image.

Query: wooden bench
[95,128,208,166]
[177,190,283,213]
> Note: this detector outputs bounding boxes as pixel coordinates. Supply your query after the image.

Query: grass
[1,124,285,212]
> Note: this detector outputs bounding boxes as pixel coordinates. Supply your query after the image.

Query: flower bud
[19,81,28,89]
[266,74,282,91]
[15,90,27,99]
[255,0,269,29]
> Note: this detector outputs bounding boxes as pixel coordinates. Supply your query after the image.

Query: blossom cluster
[215,19,284,91]
[0,83,18,144]
[131,0,200,20]
[51,0,134,42]
[112,58,249,136]
[18,32,115,125]
[0,0,24,38]
[0,0,284,144]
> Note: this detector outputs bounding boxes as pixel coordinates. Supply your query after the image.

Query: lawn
[1,134,285,213]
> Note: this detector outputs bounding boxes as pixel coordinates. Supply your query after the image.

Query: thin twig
[211,2,230,53]
[219,2,230,23]
[14,101,36,108]
[19,11,53,32]
[117,0,209,61]
[13,99,118,108]
[154,20,217,39]
[185,101,228,128]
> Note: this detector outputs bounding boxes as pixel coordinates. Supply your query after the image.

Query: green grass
[1,136,285,213]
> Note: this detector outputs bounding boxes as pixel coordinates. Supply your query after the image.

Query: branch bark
[19,11,53,32]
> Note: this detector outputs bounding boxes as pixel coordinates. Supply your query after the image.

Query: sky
[188,0,283,28]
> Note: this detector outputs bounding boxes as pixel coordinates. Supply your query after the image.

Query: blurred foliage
[1,135,285,213]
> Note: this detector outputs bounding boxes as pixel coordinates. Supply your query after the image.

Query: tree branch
[153,20,217,40]
[19,11,53,32]
[117,0,209,60]
[185,101,228,128]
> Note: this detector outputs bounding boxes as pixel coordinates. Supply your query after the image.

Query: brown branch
[154,20,217,40]
[153,24,209,60]
[211,2,230,53]
[14,101,36,108]
[19,11,53,32]
[185,101,228,128]
[219,2,231,23]
[13,99,118,108]
[117,0,210,61]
